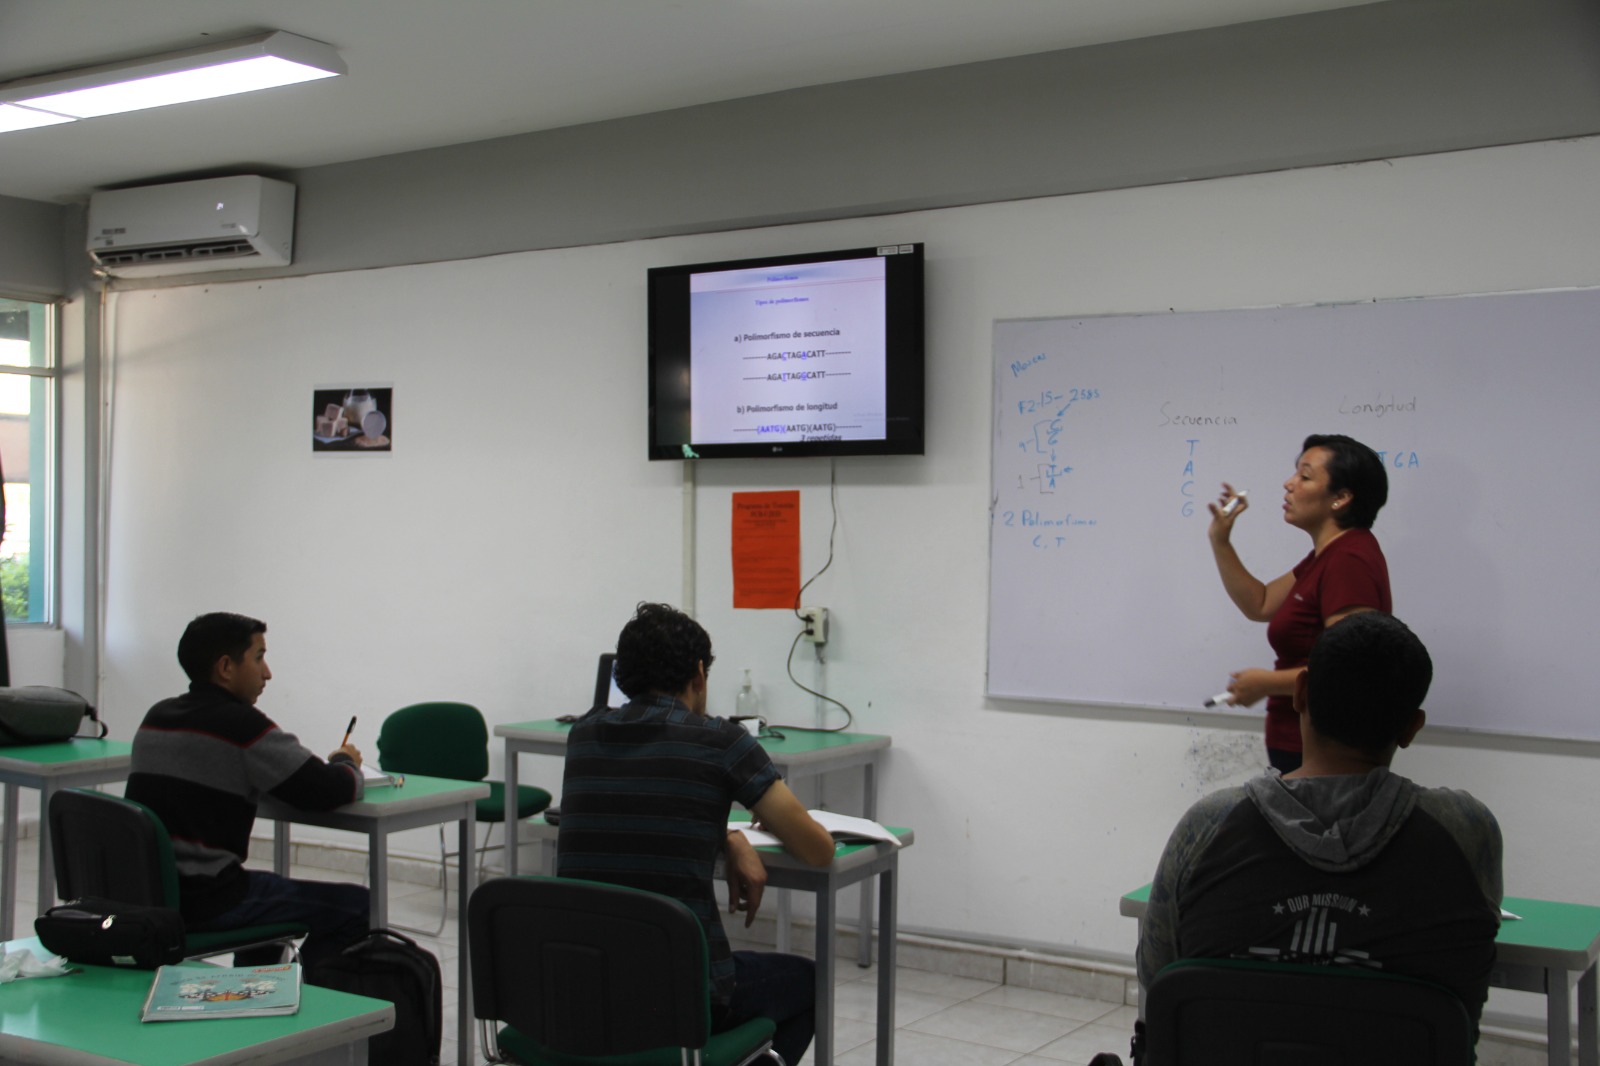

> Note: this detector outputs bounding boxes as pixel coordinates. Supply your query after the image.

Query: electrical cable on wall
[768,461,854,734]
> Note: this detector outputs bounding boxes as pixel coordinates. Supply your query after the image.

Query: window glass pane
[0,301,49,368]
[0,299,52,623]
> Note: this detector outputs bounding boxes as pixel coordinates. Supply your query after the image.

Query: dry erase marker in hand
[1204,691,1234,707]
[1220,490,1247,516]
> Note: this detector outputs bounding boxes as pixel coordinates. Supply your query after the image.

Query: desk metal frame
[495,719,891,966]
[762,831,912,1066]
[260,774,489,1066]
[0,739,134,940]
[1121,889,1600,1066]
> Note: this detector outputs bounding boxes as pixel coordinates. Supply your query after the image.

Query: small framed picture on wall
[312,386,392,453]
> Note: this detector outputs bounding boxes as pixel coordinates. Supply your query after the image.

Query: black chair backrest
[468,876,711,1057]
[1143,959,1474,1066]
[49,788,173,907]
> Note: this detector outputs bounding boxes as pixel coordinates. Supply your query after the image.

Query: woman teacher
[1208,433,1391,773]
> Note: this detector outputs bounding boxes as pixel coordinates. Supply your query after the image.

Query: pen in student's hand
[341,716,357,747]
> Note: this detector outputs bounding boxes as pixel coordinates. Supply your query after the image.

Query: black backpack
[306,928,442,1066]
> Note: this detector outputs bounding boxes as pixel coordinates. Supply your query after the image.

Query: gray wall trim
[0,194,68,299]
[81,0,1600,289]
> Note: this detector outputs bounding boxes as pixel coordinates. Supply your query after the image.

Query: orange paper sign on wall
[731,490,800,609]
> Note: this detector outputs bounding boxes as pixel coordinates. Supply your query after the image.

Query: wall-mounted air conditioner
[87,175,294,277]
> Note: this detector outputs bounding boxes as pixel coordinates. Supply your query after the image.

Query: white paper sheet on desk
[731,810,900,848]
[362,764,403,787]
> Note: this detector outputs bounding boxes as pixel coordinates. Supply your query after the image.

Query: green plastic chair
[48,788,308,962]
[469,875,781,1066]
[377,702,552,933]
[1133,957,1476,1065]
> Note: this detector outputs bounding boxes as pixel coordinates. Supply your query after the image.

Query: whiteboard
[988,289,1600,741]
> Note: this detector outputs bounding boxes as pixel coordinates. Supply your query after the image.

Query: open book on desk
[732,810,900,849]
[362,764,404,788]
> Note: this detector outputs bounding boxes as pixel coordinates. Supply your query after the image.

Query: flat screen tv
[648,243,924,460]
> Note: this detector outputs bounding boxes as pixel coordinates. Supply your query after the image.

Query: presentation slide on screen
[689,256,887,444]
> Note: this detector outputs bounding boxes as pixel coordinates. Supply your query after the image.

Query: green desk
[1121,884,1600,1066]
[494,718,891,965]
[0,739,135,939]
[0,937,393,1064]
[259,773,489,1066]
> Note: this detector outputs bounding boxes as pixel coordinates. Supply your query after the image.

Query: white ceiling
[0,0,1384,204]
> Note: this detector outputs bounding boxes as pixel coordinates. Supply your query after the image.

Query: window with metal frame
[0,298,55,624]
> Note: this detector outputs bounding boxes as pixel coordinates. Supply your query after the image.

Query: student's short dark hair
[613,603,714,701]
[177,612,266,684]
[1302,433,1388,529]
[1306,612,1431,754]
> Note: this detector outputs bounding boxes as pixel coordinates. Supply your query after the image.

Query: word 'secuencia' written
[741,329,843,341]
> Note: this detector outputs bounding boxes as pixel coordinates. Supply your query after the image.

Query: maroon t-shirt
[1263,528,1391,750]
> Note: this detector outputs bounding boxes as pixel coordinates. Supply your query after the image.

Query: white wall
[100,136,1600,969]
[7,626,65,686]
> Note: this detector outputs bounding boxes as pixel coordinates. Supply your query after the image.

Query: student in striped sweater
[126,612,369,967]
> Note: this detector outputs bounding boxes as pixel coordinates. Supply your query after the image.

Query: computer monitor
[593,653,626,710]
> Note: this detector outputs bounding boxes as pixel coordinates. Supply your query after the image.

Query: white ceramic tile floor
[10,838,1144,1065]
[797,953,1131,1066]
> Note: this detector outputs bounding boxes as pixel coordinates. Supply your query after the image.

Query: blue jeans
[714,950,815,1064]
[187,871,369,969]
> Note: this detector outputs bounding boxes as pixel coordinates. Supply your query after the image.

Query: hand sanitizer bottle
[736,669,762,724]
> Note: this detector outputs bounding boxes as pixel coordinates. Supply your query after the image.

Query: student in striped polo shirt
[559,603,835,1065]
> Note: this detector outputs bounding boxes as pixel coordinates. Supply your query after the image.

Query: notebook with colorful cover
[141,962,301,1022]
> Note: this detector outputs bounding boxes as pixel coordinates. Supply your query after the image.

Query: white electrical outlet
[799,606,828,645]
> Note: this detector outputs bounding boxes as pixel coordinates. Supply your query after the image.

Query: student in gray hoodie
[1138,611,1502,1031]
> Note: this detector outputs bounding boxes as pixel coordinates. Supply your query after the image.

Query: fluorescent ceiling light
[0,31,343,126]
[0,104,74,133]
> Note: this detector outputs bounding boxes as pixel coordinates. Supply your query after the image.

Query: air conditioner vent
[94,240,260,269]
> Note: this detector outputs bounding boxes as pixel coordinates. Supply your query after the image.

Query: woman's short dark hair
[613,603,714,701]
[177,612,266,684]
[1303,433,1388,529]
[1306,612,1432,754]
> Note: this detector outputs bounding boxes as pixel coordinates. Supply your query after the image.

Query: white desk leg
[1552,967,1575,1066]
[458,808,475,1066]
[1581,962,1597,1066]
[2,781,18,939]
[504,745,521,878]
[774,883,793,947]
[858,760,877,968]
[813,874,838,1066]
[367,830,389,930]
[876,861,898,1066]
[273,820,291,874]
[36,782,57,917]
